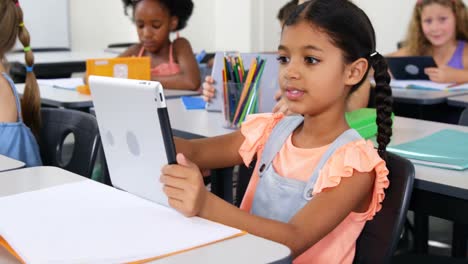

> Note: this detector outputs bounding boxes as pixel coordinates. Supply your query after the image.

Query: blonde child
[161,0,392,263]
[389,0,468,83]
[120,0,201,90]
[0,0,41,167]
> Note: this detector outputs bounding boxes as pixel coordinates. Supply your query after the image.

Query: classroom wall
[68,0,468,54]
[69,0,137,52]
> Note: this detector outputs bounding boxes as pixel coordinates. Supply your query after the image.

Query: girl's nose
[143,26,152,37]
[284,63,301,80]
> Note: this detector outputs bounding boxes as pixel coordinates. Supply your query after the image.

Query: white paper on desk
[390,79,468,91]
[390,79,452,90]
[37,78,84,90]
[0,180,242,264]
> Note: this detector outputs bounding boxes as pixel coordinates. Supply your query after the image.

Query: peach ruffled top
[238,113,390,264]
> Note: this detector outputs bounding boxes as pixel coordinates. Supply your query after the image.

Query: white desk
[391,88,468,105]
[6,51,114,65]
[0,155,25,172]
[167,98,232,138]
[16,83,93,109]
[390,117,468,200]
[6,51,117,80]
[0,166,291,264]
[104,47,127,55]
[15,83,200,110]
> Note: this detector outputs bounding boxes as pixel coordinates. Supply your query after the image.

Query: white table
[104,47,128,55]
[6,51,115,65]
[0,155,25,172]
[16,83,93,109]
[0,166,291,264]
[167,98,232,138]
[15,83,200,110]
[6,50,116,81]
[391,88,468,105]
[390,117,468,199]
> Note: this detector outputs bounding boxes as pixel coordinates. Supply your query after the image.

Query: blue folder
[388,129,468,170]
[181,96,206,110]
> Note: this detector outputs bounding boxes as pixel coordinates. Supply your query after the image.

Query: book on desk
[388,129,468,171]
[0,179,243,263]
[390,79,468,92]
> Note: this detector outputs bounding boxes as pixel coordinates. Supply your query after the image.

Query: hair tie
[25,65,34,72]
[370,51,379,57]
[15,1,20,7]
[23,46,31,52]
[19,22,24,27]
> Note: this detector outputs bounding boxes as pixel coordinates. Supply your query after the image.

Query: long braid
[14,1,41,137]
[370,53,393,160]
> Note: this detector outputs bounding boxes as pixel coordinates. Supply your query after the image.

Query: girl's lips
[143,42,157,48]
[285,88,305,100]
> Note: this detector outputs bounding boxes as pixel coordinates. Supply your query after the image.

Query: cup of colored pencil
[222,54,267,129]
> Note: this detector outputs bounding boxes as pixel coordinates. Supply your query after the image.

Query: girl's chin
[429,37,454,47]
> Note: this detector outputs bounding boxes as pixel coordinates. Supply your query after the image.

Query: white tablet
[89,76,176,206]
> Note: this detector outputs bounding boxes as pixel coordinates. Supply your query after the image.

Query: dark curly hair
[286,0,393,160]
[277,0,299,22]
[122,0,194,31]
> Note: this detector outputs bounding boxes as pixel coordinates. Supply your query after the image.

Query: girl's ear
[170,16,179,31]
[344,58,369,86]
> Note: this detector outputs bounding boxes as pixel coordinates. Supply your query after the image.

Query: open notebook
[390,79,468,91]
[0,180,243,263]
[388,129,468,171]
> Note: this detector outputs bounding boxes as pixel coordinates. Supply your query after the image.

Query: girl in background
[390,0,468,83]
[120,0,201,90]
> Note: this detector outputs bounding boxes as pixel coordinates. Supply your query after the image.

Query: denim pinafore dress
[250,115,362,222]
[0,72,42,167]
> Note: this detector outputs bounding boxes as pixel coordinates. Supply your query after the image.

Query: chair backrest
[459,108,468,126]
[354,152,415,264]
[39,108,101,178]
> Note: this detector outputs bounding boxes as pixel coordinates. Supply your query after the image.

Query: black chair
[354,152,415,264]
[39,108,101,178]
[459,108,468,126]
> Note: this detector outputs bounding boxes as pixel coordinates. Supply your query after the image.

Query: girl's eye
[276,56,290,64]
[439,17,447,22]
[304,56,320,64]
[152,24,162,29]
[423,18,432,24]
[136,24,144,29]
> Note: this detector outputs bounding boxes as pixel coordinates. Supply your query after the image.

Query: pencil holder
[222,81,260,129]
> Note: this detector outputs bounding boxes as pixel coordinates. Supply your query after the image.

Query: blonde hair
[404,0,468,55]
[0,0,41,136]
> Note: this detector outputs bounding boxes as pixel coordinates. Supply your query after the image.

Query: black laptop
[386,56,437,80]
